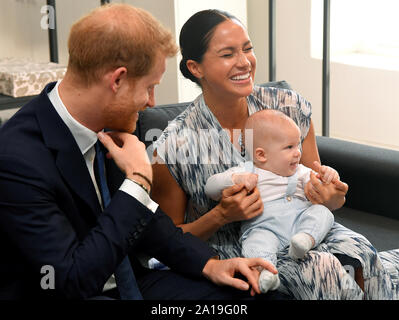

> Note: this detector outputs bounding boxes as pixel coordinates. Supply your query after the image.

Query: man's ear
[109,67,128,93]
[255,147,267,163]
[186,59,203,80]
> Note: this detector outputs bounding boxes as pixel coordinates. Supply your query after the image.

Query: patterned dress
[154,85,398,299]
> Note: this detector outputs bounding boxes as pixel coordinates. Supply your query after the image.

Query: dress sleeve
[276,88,312,142]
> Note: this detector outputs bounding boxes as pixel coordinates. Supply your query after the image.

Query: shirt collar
[48,80,98,155]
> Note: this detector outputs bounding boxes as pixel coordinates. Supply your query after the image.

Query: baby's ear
[255,147,267,163]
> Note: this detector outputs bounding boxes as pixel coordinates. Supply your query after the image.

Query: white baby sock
[259,269,280,294]
[289,232,314,260]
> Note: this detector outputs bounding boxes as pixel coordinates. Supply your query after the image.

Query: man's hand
[97,131,153,190]
[232,173,258,193]
[202,257,277,296]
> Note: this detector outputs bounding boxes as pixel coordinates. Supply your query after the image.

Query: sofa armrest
[316,136,399,220]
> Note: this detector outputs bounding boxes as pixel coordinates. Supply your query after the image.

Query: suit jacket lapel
[35,83,102,217]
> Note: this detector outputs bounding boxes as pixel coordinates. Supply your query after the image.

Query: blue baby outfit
[240,170,334,266]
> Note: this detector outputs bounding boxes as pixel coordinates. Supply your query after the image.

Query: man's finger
[233,263,260,293]
[222,275,250,292]
[103,131,127,147]
[97,131,119,153]
[247,258,278,274]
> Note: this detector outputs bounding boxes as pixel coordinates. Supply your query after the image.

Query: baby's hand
[232,173,258,192]
[318,165,340,184]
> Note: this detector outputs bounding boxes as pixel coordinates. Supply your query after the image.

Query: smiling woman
[181,11,256,109]
[151,9,395,300]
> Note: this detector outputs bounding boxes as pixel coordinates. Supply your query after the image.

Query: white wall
[0,0,245,106]
[0,0,100,64]
[273,0,323,134]
[0,0,48,62]
[271,0,399,150]
[247,0,269,85]
[125,0,179,105]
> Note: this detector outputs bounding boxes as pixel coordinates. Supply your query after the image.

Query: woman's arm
[151,163,263,241]
[151,163,187,225]
[300,120,348,211]
[300,120,321,169]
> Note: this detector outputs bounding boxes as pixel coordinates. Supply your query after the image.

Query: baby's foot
[289,232,314,260]
[259,269,280,294]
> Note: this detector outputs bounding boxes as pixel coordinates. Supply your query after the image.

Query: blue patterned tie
[95,141,143,300]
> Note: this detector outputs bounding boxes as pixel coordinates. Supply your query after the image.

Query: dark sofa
[135,81,399,263]
[318,136,399,252]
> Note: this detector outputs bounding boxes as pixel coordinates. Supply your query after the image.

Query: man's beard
[104,101,138,133]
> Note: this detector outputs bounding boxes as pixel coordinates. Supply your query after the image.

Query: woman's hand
[305,162,348,211]
[232,173,258,193]
[316,163,340,184]
[214,184,264,224]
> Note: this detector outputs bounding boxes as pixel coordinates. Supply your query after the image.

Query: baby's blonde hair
[244,109,299,158]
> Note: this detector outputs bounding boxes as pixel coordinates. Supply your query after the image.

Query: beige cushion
[0,58,66,98]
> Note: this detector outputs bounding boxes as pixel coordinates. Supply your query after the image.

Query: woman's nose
[237,52,251,68]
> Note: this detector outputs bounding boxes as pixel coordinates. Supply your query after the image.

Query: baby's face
[260,122,302,177]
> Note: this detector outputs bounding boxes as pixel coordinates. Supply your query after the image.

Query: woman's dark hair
[179,9,240,84]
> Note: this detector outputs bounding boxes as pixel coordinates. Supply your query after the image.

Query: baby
[205,109,339,294]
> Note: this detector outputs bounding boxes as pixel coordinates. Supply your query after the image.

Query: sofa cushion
[334,207,399,251]
[317,136,399,221]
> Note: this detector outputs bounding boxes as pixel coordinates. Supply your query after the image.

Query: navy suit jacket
[0,82,215,299]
